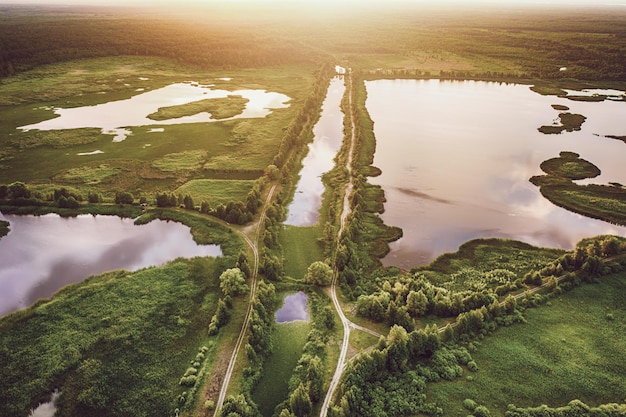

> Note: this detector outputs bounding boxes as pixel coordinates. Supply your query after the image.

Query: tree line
[0,8,319,79]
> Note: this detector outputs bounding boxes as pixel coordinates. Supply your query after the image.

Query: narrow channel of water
[365,79,626,267]
[0,213,221,317]
[285,76,345,226]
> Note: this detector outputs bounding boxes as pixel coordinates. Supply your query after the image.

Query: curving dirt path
[212,184,276,416]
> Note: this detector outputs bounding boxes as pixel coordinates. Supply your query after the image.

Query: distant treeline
[0,7,317,78]
[2,5,626,81]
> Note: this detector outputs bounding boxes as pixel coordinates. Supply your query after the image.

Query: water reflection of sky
[18,82,291,141]
[366,79,626,268]
[0,213,221,316]
[275,292,309,323]
[285,77,345,226]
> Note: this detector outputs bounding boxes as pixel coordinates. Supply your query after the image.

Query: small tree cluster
[241,281,276,394]
[303,261,333,286]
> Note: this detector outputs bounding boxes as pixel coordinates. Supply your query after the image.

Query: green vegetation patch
[425,272,626,416]
[280,225,325,279]
[253,320,311,417]
[417,238,564,288]
[10,128,105,149]
[174,179,253,207]
[148,95,249,121]
[55,164,122,184]
[152,150,207,172]
[0,257,231,417]
[531,152,626,226]
[551,104,569,111]
[539,151,600,180]
[538,112,586,134]
[0,220,9,238]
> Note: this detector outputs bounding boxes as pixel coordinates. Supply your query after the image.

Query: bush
[463,398,478,411]
[467,360,479,372]
[179,375,197,387]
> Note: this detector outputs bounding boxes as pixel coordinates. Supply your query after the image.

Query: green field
[175,179,254,208]
[425,272,626,416]
[252,320,311,417]
[280,225,326,280]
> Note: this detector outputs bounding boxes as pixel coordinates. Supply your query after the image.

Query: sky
[2,0,626,5]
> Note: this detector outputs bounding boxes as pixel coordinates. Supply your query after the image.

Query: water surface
[365,79,626,267]
[275,292,309,323]
[286,76,345,226]
[19,82,290,141]
[0,213,221,316]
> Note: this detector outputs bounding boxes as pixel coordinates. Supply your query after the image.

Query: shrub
[463,398,478,411]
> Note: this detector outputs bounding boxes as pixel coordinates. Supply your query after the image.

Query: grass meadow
[174,179,255,208]
[280,225,326,280]
[424,272,626,416]
[252,320,311,417]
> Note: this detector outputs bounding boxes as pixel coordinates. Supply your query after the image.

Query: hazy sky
[2,0,626,5]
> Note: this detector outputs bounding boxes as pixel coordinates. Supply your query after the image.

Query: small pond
[275,292,309,323]
[19,82,291,142]
[0,213,221,317]
[285,76,345,226]
[365,79,626,267]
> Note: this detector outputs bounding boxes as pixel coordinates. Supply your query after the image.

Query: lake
[365,79,626,267]
[285,76,345,226]
[19,82,291,142]
[0,213,221,316]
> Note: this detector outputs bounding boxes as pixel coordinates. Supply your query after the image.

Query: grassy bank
[0,256,233,417]
[425,272,626,416]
